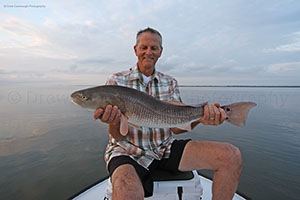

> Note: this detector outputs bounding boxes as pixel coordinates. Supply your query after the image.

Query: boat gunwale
[197,172,252,200]
[68,176,109,200]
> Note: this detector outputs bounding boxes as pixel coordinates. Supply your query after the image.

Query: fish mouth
[70,91,77,99]
[70,95,80,106]
[70,92,82,106]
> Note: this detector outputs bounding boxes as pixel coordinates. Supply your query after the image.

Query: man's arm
[94,105,124,141]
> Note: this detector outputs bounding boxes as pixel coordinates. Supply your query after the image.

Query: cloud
[0,12,135,76]
[0,69,10,74]
[266,61,300,74]
[275,43,300,52]
[0,14,49,48]
[1,0,300,85]
[0,14,76,61]
[77,57,115,65]
[265,31,300,53]
[274,32,300,52]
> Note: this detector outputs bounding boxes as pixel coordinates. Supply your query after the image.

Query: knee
[221,143,242,171]
[112,165,144,199]
[113,178,144,199]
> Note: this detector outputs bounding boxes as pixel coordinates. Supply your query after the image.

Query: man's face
[134,32,162,75]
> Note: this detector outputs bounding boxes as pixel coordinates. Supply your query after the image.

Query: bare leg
[111,164,144,200]
[178,141,242,200]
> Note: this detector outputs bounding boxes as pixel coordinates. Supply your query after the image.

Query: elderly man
[94,27,242,200]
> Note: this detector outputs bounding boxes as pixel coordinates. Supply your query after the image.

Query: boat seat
[151,168,194,181]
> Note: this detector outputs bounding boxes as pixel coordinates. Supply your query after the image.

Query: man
[94,27,242,200]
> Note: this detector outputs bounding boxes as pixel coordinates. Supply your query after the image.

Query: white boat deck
[72,172,246,200]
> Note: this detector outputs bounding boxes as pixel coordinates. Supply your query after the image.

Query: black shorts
[107,139,191,197]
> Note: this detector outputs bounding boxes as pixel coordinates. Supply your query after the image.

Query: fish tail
[222,102,256,126]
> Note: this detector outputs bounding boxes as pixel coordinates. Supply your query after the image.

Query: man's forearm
[108,123,124,141]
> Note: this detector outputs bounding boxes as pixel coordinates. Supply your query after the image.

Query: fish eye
[79,93,89,101]
[82,96,89,101]
[225,107,231,112]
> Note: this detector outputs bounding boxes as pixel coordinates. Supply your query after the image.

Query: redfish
[70,85,256,135]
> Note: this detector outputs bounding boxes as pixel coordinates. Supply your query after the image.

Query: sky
[0,0,300,85]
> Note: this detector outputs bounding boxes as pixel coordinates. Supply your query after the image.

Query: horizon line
[178,85,300,88]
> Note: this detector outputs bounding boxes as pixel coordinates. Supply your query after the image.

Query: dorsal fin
[163,101,207,108]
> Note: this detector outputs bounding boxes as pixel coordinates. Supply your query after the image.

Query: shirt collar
[129,64,159,83]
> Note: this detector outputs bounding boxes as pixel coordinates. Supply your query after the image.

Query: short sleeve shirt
[104,64,182,169]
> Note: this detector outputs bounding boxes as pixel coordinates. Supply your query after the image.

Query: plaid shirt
[104,64,182,169]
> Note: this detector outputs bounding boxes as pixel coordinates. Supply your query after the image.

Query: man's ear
[159,47,163,57]
[134,45,137,56]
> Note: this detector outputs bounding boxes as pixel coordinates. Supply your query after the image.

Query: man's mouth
[143,57,153,61]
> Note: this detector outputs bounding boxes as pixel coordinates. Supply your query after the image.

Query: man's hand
[201,103,227,126]
[94,105,121,125]
[94,105,123,141]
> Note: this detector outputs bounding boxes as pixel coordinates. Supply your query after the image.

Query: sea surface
[0,83,299,200]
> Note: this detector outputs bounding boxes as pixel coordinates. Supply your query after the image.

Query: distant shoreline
[179,85,300,88]
[1,81,300,88]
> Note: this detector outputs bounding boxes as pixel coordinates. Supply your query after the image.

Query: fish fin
[120,114,129,136]
[164,101,208,108]
[178,124,192,131]
[221,102,256,126]
[128,122,142,130]
[163,100,187,106]
[190,102,208,107]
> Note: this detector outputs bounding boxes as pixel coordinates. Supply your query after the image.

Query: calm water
[0,83,300,200]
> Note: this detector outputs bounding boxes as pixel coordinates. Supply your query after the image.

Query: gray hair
[136,27,162,48]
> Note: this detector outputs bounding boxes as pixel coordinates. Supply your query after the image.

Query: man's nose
[145,48,153,55]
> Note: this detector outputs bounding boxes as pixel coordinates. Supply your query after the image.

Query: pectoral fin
[120,114,129,136]
[178,124,192,132]
[128,122,142,130]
